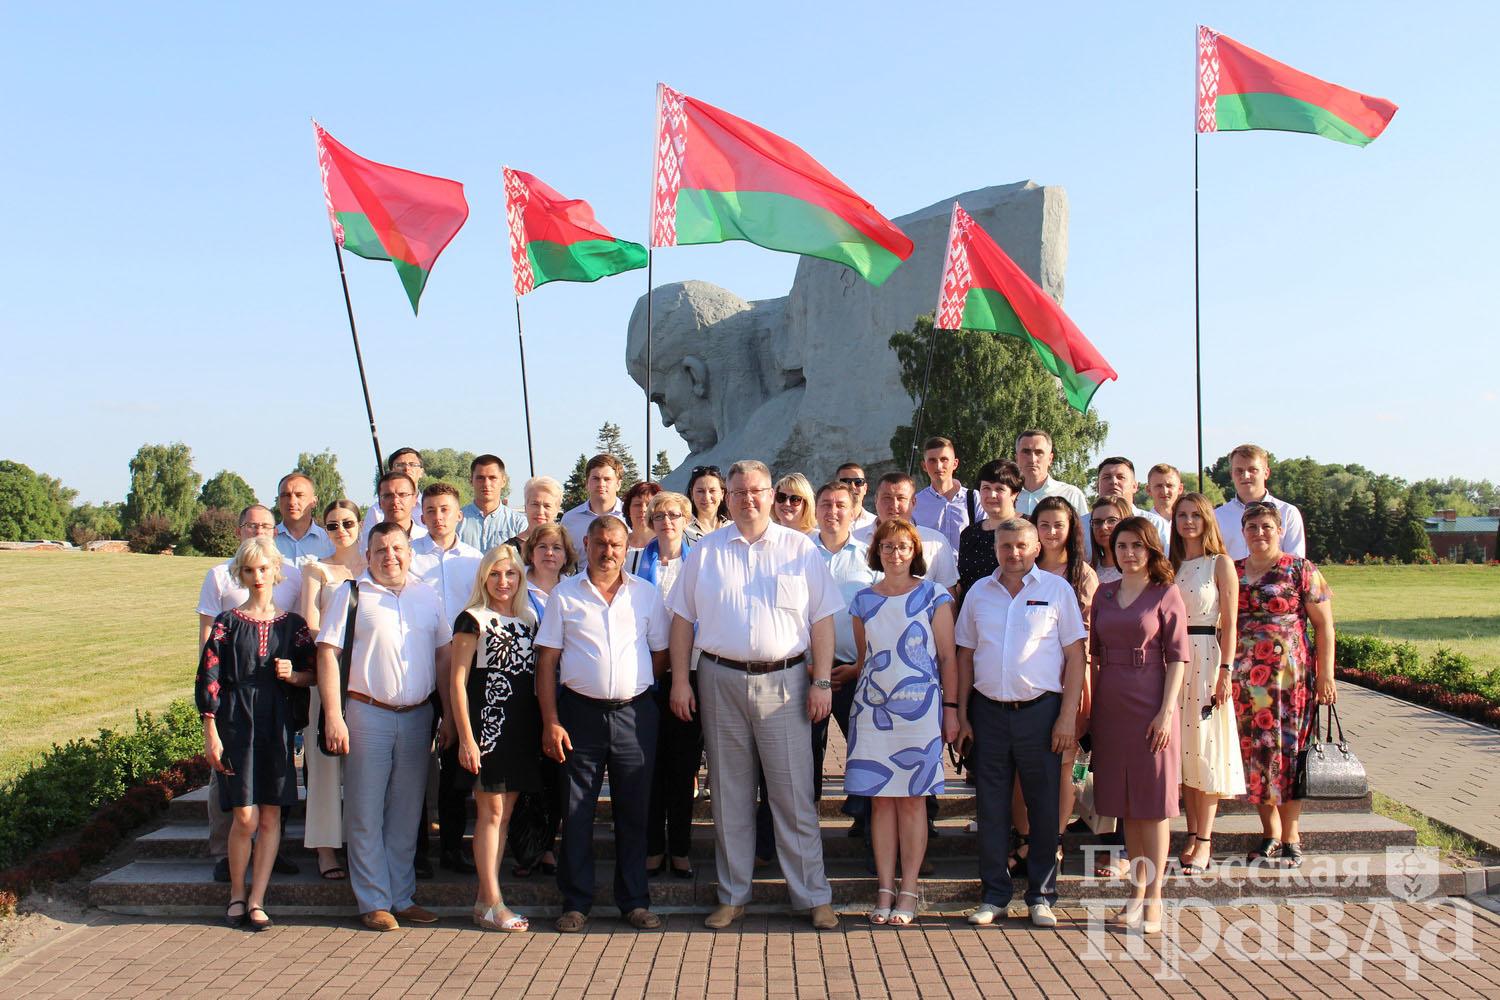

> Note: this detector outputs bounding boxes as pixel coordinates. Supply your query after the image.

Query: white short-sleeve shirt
[1214,493,1307,561]
[668,521,845,662]
[409,535,483,629]
[316,573,452,707]
[197,561,303,618]
[954,565,1086,703]
[534,571,670,700]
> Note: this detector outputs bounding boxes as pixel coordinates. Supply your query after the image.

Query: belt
[1100,647,1162,667]
[975,691,1056,711]
[347,690,427,713]
[562,687,651,711]
[701,650,806,675]
[1187,625,1218,636]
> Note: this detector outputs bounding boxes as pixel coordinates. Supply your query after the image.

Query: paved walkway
[3,902,1498,999]
[1339,684,1500,850]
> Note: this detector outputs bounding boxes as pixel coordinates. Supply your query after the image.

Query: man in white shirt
[457,454,529,552]
[835,462,877,531]
[854,473,960,600]
[955,518,1085,929]
[1214,443,1307,560]
[536,516,670,933]
[559,454,628,564]
[1014,430,1088,517]
[1080,457,1170,559]
[196,504,303,880]
[317,522,453,932]
[912,435,975,554]
[668,460,844,931]
[274,472,334,567]
[409,482,483,875]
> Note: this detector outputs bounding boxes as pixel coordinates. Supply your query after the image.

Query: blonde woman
[507,477,564,549]
[451,545,542,931]
[1169,493,1245,875]
[773,473,817,534]
[295,499,365,881]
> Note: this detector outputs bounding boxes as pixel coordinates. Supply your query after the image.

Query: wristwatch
[811,678,832,690]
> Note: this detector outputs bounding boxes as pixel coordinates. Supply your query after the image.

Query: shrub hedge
[1336,634,1500,728]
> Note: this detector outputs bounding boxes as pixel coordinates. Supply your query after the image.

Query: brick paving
[3,902,1499,999]
[1339,684,1500,850]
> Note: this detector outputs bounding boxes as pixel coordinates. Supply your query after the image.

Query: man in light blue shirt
[1080,457,1170,558]
[1013,430,1088,517]
[912,436,973,555]
[273,472,334,566]
[456,454,528,553]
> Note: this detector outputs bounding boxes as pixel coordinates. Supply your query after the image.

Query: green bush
[189,507,239,558]
[0,700,200,869]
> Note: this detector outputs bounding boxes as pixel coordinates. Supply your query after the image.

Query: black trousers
[415,716,471,858]
[971,691,1062,907]
[647,675,702,859]
[556,688,658,914]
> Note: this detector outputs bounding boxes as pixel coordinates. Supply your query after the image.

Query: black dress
[453,609,543,794]
[958,520,999,597]
[195,610,315,809]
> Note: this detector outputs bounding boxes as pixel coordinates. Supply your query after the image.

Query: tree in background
[126,514,178,554]
[889,316,1109,485]
[0,460,70,540]
[190,507,240,557]
[67,502,123,547]
[1395,485,1435,563]
[295,450,347,512]
[416,448,477,506]
[1179,473,1225,506]
[199,470,258,515]
[593,423,640,489]
[561,454,589,511]
[122,443,202,543]
[652,450,674,481]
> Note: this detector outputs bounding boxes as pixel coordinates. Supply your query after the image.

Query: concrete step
[135,812,1417,861]
[89,849,1468,917]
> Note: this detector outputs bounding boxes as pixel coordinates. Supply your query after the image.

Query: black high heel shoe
[670,857,694,880]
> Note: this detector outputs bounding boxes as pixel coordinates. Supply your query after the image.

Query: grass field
[1321,564,1499,676]
[0,552,1495,784]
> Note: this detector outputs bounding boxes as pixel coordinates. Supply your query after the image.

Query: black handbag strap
[337,581,358,708]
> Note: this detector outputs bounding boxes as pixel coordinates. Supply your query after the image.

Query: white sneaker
[1029,902,1057,928]
[967,903,1003,926]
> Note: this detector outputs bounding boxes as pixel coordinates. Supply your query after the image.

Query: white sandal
[475,901,529,932]
[888,890,920,926]
[868,886,895,924]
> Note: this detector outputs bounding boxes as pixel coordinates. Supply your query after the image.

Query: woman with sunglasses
[1168,493,1244,876]
[685,466,730,542]
[296,498,365,881]
[772,473,817,534]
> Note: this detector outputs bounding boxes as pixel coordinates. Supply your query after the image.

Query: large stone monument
[627,181,1067,490]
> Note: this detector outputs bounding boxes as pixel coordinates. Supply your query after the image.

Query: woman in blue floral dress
[848,519,959,926]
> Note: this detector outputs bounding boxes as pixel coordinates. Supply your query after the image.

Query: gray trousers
[698,659,830,908]
[343,699,433,915]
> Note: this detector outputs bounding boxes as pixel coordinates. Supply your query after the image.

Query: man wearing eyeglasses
[835,462,877,531]
[667,460,845,931]
[359,449,429,551]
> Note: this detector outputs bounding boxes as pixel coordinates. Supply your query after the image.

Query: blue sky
[4,2,1493,504]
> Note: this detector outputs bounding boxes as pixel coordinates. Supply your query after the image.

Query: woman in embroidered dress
[197,537,317,930]
[847,519,959,926]
[452,545,543,931]
[1234,502,1336,870]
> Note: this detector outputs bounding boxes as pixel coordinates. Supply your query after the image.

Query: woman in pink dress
[1089,517,1189,934]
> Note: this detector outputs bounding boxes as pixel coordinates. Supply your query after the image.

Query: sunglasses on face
[691,466,720,477]
[839,477,867,487]
[775,493,805,505]
[325,519,357,531]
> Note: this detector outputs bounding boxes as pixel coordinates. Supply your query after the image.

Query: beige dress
[1175,556,1247,797]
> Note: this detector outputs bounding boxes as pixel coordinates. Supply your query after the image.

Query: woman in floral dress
[1233,502,1337,870]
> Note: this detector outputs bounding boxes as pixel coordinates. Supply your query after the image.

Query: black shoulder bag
[317,581,359,757]
[1295,704,1368,800]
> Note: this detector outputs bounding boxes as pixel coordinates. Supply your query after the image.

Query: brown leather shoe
[361,910,399,932]
[703,903,744,929]
[809,903,839,930]
[625,907,662,930]
[555,910,589,933]
[394,904,438,925]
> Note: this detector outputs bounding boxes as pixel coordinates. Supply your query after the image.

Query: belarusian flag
[503,167,646,296]
[935,204,1116,412]
[313,120,469,313]
[1196,26,1397,147]
[651,83,912,286]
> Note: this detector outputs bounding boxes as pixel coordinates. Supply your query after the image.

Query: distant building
[1423,509,1499,562]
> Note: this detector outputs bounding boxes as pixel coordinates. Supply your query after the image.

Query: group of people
[193,434,1336,937]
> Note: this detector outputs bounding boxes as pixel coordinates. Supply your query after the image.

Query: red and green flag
[313,120,469,313]
[503,167,646,296]
[1196,26,1397,147]
[651,83,912,286]
[935,204,1116,412]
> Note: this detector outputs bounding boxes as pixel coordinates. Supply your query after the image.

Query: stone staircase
[90,761,1467,916]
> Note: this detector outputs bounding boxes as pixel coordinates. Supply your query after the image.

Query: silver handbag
[1295,704,1368,800]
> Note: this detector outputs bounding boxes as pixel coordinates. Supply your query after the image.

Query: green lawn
[1321,564,1500,676]
[0,550,216,783]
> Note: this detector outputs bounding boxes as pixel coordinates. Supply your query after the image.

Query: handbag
[317,581,359,757]
[1294,704,1368,800]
